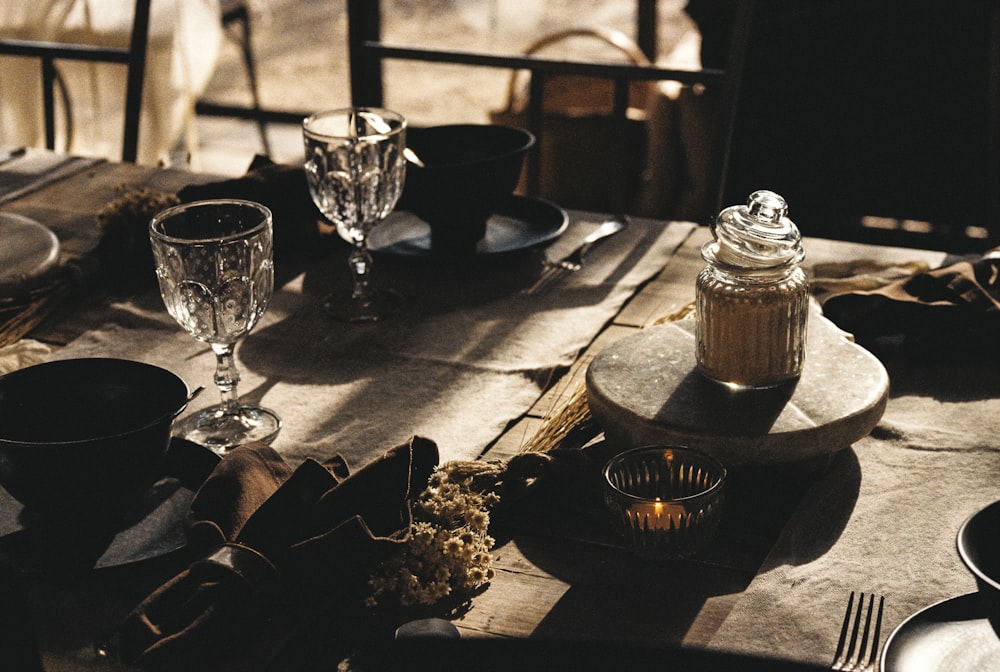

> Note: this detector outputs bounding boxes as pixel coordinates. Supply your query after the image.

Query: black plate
[881,593,1000,671]
[0,212,60,295]
[370,194,568,258]
[0,437,216,575]
[0,479,193,574]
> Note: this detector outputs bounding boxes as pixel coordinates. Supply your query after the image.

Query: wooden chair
[0,0,151,163]
[346,0,756,222]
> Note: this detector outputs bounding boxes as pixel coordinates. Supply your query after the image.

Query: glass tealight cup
[603,446,726,559]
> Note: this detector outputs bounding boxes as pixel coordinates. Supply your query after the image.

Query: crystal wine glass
[303,107,407,322]
[149,199,281,453]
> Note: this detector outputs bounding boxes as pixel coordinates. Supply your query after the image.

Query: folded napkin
[110,435,438,671]
[810,258,931,297]
[819,250,1000,358]
[176,155,327,259]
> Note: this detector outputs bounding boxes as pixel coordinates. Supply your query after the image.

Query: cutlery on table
[524,213,629,294]
[832,591,885,672]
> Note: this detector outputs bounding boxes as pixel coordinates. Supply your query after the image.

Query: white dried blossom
[368,463,499,611]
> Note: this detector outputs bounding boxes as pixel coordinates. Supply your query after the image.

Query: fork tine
[522,264,563,295]
[832,591,856,670]
[843,593,871,671]
[854,594,875,669]
[523,259,576,295]
[863,595,885,672]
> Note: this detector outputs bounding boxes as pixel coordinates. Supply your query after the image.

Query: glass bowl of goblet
[149,198,281,453]
[303,107,407,322]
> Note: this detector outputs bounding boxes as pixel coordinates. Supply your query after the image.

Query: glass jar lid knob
[746,189,787,223]
[707,189,803,268]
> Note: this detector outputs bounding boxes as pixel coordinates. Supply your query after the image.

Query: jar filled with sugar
[695,190,808,387]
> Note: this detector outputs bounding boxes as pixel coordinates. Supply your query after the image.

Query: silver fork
[523,214,629,295]
[832,592,885,671]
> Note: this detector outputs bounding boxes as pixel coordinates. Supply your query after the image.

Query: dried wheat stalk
[520,300,696,454]
[0,281,72,349]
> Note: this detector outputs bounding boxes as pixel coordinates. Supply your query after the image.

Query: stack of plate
[0,212,60,297]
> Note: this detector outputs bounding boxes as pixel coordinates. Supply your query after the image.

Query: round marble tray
[585,305,889,467]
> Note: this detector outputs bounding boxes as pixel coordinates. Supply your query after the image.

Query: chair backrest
[346,0,755,221]
[0,0,151,163]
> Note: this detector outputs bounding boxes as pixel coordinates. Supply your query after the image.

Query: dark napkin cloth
[110,435,439,671]
[821,250,1000,358]
[176,155,327,258]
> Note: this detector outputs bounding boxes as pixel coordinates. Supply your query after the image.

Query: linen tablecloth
[0,149,102,205]
[709,290,1000,667]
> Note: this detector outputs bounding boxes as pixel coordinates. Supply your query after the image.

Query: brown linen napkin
[810,258,931,298]
[92,157,326,296]
[175,155,327,258]
[110,435,438,671]
[820,250,1000,357]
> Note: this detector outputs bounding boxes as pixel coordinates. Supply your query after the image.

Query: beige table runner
[0,148,101,205]
[708,330,1000,667]
[54,216,695,468]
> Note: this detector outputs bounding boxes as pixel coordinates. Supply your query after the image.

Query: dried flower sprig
[95,186,179,293]
[519,300,697,455]
[367,462,499,613]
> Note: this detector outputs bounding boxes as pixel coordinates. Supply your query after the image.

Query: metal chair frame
[347,0,755,220]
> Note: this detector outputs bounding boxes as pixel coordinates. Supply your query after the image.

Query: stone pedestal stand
[586,307,889,468]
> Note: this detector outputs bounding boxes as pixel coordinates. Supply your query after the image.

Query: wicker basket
[489,27,652,213]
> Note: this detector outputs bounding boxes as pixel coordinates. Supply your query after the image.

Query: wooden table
[3,154,977,672]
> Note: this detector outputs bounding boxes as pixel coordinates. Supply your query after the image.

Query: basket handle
[500,26,652,112]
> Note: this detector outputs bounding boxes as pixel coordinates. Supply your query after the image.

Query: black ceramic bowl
[0,358,190,520]
[399,124,535,256]
[957,500,1000,638]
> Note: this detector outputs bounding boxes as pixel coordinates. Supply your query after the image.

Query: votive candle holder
[603,445,726,559]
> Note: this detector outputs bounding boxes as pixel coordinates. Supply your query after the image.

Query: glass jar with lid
[695,190,808,388]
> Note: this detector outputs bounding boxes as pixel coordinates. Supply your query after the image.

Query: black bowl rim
[0,357,190,447]
[603,445,728,504]
[957,499,1000,591]
[407,123,536,169]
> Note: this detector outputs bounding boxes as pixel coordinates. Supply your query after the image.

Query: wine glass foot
[324,287,403,322]
[176,404,282,454]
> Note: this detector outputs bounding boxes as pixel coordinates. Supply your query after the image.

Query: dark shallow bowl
[399,124,535,256]
[957,499,1000,638]
[0,358,190,521]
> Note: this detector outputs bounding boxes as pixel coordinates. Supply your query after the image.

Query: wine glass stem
[211,342,242,416]
[349,240,374,303]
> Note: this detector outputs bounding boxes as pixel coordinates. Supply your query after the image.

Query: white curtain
[0,0,223,166]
